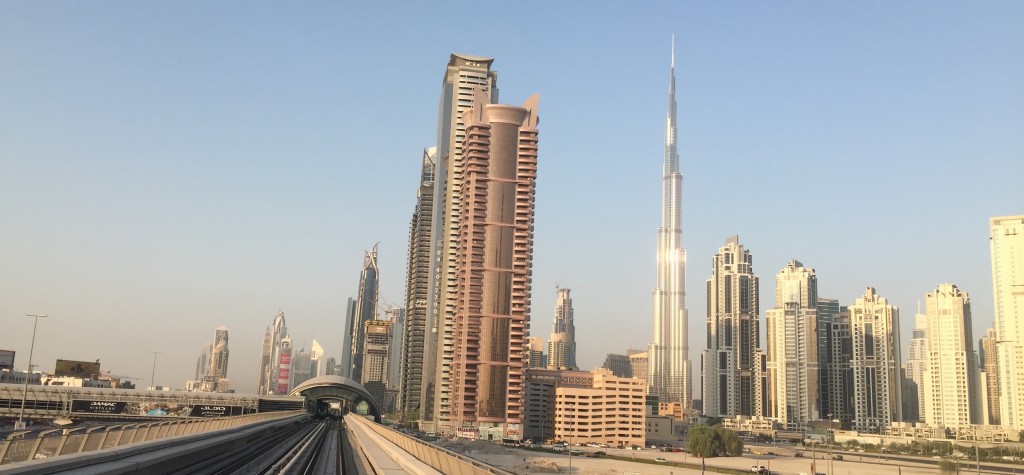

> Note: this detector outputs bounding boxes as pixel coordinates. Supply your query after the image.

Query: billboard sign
[55,359,101,378]
[188,405,244,418]
[71,400,127,414]
[70,400,191,417]
[0,350,14,371]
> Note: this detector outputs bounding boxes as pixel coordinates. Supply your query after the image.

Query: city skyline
[2,3,1022,393]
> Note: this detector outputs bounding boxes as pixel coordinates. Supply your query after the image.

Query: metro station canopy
[288,375,381,422]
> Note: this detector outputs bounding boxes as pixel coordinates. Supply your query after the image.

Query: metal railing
[0,411,303,465]
[347,415,515,475]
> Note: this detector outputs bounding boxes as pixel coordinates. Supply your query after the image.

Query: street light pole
[150,351,162,390]
[17,314,47,430]
[568,403,575,474]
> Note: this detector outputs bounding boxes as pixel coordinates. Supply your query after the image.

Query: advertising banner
[188,405,244,418]
[70,400,191,417]
[71,400,128,414]
[55,359,101,378]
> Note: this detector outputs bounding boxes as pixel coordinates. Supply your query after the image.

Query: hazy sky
[2,2,1022,394]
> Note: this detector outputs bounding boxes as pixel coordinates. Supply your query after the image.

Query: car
[751,465,764,472]
[570,449,583,455]
[831,454,844,460]
[794,452,804,458]
[758,469,770,475]
[655,457,667,462]
[594,451,606,456]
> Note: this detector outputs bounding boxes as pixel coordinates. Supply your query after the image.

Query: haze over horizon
[2,2,1022,394]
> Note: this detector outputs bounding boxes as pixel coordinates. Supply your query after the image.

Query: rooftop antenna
[671,33,675,68]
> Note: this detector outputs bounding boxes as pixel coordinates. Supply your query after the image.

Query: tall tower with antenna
[649,35,691,407]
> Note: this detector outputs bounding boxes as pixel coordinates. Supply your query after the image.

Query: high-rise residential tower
[340,298,356,379]
[348,245,380,383]
[262,310,288,395]
[548,287,577,370]
[703,236,763,418]
[922,283,982,429]
[992,215,1024,432]
[400,147,436,415]
[257,327,272,394]
[847,287,902,433]
[526,337,546,369]
[906,310,929,422]
[196,342,212,381]
[421,54,499,434]
[628,350,649,386]
[385,307,405,394]
[310,339,324,378]
[818,298,853,423]
[650,38,691,408]
[448,89,539,438]
[275,336,293,395]
[209,326,229,380]
[363,319,394,407]
[980,328,1000,425]
[765,260,819,430]
[291,348,312,388]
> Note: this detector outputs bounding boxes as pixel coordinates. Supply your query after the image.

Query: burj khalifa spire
[649,36,691,406]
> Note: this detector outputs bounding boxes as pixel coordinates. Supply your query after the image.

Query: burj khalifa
[649,37,691,407]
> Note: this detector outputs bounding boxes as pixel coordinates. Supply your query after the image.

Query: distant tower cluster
[257,310,290,395]
[548,287,577,370]
[187,327,230,392]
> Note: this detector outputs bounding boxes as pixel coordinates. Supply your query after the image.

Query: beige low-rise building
[554,368,646,447]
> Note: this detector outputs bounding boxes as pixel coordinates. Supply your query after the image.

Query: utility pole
[17,314,47,430]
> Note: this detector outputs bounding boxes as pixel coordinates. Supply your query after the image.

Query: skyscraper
[526,337,546,369]
[275,336,293,395]
[422,54,499,435]
[906,311,929,422]
[447,88,539,438]
[209,326,229,381]
[922,283,982,429]
[980,328,1000,425]
[362,319,394,407]
[262,310,288,395]
[291,347,312,389]
[257,327,272,394]
[817,298,853,423]
[602,353,632,378]
[548,287,577,370]
[628,350,649,386]
[847,287,902,433]
[340,298,355,379]
[385,307,405,395]
[348,245,380,383]
[991,215,1024,432]
[195,342,212,381]
[400,147,436,415]
[310,339,324,378]
[765,260,819,430]
[703,236,762,418]
[650,37,691,408]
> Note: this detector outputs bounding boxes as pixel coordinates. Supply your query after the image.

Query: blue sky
[2,2,1021,394]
